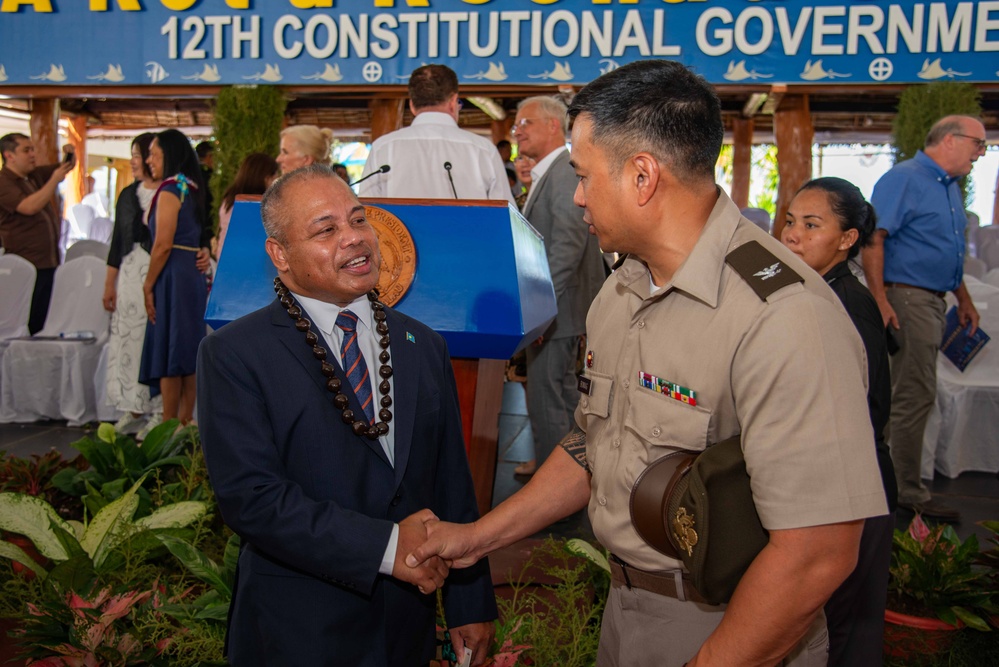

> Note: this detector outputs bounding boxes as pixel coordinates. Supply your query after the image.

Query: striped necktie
[335,310,375,424]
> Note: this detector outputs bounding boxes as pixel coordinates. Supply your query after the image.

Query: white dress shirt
[293,291,400,575]
[359,111,515,204]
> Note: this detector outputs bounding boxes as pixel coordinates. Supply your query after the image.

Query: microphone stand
[350,165,390,188]
[444,162,458,199]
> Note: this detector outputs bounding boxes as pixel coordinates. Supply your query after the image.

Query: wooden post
[28,98,61,215]
[369,98,405,142]
[731,117,754,209]
[28,98,60,164]
[772,94,813,241]
[66,115,88,210]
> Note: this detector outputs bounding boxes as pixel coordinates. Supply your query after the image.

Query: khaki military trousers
[597,585,828,666]
[886,286,946,505]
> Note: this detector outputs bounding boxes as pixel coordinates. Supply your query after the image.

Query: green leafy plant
[889,515,997,631]
[154,532,239,624]
[0,476,209,580]
[51,421,195,519]
[491,538,607,667]
[210,85,287,233]
[976,520,999,592]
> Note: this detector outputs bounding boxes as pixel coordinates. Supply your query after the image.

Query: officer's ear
[631,153,659,207]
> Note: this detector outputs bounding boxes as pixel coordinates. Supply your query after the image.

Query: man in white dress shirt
[358,64,514,203]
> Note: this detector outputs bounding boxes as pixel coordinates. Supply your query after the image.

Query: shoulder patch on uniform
[725,241,803,301]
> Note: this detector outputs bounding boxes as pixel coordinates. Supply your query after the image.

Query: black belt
[885,282,946,299]
[609,555,708,604]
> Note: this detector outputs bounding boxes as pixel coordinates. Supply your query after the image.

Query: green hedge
[208,85,287,233]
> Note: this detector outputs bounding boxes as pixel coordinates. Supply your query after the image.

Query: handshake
[392,510,496,666]
[391,509,485,594]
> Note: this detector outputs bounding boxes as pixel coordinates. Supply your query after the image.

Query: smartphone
[885,327,900,356]
[63,151,73,164]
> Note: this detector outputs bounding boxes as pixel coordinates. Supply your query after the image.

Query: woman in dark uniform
[782,176,897,667]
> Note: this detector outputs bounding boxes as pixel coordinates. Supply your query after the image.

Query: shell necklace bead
[274,277,393,440]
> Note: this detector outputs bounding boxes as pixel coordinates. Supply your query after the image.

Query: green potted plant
[51,421,197,520]
[0,450,86,578]
[885,515,997,661]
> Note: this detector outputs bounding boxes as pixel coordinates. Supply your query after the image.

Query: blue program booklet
[940,306,990,372]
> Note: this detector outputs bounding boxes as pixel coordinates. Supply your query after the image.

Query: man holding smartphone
[0,133,75,333]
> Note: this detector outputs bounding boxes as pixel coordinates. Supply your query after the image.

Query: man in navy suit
[197,164,496,666]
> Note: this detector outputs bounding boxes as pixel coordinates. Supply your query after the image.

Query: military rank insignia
[639,372,696,406]
[672,507,698,557]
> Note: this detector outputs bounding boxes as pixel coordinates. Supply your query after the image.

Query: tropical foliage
[209,85,287,232]
[889,515,997,631]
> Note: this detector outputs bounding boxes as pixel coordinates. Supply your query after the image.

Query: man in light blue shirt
[863,115,985,521]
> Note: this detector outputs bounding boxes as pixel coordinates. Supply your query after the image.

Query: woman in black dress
[782,176,897,667]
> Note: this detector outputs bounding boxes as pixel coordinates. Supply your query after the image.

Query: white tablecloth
[921,278,999,478]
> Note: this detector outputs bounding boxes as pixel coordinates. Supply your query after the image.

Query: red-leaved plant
[889,515,997,631]
[17,585,174,666]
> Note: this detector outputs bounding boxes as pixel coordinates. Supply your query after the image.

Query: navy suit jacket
[197,298,496,666]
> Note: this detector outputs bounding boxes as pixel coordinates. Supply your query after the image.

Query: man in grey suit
[512,95,606,475]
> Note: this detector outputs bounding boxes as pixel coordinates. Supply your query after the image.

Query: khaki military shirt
[576,190,888,572]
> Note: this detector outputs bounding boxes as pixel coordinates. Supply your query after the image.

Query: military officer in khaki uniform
[407,60,888,666]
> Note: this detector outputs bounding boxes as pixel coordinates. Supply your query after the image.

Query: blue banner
[0,1,996,86]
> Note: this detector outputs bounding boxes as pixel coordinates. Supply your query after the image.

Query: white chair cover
[69,203,95,244]
[983,268,999,289]
[976,225,999,250]
[921,280,999,478]
[981,242,999,271]
[0,253,36,340]
[964,256,987,280]
[89,217,113,244]
[0,256,111,426]
[740,207,772,233]
[65,240,109,263]
[0,253,37,401]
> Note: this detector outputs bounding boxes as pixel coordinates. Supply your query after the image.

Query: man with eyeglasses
[509,96,606,476]
[863,114,987,522]
[358,64,513,203]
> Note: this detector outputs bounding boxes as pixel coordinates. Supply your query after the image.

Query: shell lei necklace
[274,277,393,440]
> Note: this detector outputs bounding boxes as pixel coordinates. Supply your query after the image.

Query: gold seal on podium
[365,205,416,307]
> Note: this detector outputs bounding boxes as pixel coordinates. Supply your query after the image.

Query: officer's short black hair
[568,60,723,184]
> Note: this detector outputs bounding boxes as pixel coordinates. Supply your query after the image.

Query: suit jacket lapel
[523,149,566,219]
[386,309,418,486]
[270,298,391,466]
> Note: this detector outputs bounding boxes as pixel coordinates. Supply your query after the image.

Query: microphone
[349,164,390,188]
[444,161,458,199]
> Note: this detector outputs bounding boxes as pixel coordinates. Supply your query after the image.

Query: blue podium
[207,196,557,512]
